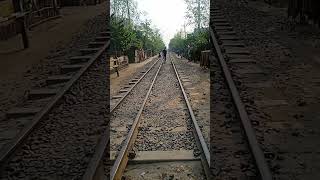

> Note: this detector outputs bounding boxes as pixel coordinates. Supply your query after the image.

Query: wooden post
[201,50,210,69]
[114,59,119,77]
[17,14,29,49]
[21,19,29,49]
[53,0,58,15]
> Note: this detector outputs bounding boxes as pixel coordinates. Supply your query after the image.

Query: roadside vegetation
[169,0,210,62]
[110,0,166,61]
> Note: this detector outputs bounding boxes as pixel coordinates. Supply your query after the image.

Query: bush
[169,28,210,62]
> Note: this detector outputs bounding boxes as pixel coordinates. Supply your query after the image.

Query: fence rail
[0,3,59,48]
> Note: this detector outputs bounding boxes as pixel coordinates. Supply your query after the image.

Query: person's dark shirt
[163,49,167,55]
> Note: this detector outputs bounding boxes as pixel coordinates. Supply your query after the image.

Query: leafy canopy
[110,0,165,55]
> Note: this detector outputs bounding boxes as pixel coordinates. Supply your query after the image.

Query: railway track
[111,54,210,179]
[210,6,273,180]
[82,57,162,179]
[0,29,110,178]
[82,54,210,180]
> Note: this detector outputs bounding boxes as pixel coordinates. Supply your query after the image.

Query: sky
[136,0,192,47]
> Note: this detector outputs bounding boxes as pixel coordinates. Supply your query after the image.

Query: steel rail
[110,58,160,113]
[170,54,211,179]
[81,57,161,180]
[0,39,111,166]
[110,60,163,180]
[210,25,272,180]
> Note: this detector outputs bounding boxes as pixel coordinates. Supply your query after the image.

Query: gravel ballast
[0,53,108,179]
[213,1,320,179]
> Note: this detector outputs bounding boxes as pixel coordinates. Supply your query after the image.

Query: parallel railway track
[210,6,273,180]
[0,5,277,179]
[82,57,161,180]
[108,54,210,179]
[83,54,210,180]
[0,31,111,168]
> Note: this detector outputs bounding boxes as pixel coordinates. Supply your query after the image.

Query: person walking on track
[162,48,167,62]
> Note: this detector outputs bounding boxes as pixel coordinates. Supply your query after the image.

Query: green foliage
[168,33,185,54]
[110,0,165,57]
[185,0,209,30]
[169,0,210,61]
[169,29,210,61]
[111,0,140,23]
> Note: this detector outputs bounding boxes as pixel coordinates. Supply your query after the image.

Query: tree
[110,1,165,58]
[169,28,209,61]
[111,0,141,24]
[184,0,209,30]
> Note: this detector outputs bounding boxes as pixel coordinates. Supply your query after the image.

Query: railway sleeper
[218,35,239,41]
[6,107,41,118]
[182,79,191,82]
[255,99,288,108]
[112,95,123,99]
[110,150,199,163]
[211,15,225,19]
[119,89,128,93]
[217,31,236,35]
[226,54,250,60]
[211,7,220,10]
[28,88,59,100]
[211,10,222,14]
[80,48,100,55]
[100,31,111,37]
[88,41,106,48]
[212,19,228,23]
[214,22,230,26]
[225,48,250,55]
[222,42,245,48]
[60,64,84,73]
[95,36,109,42]
[232,64,265,75]
[214,26,233,31]
[46,75,72,85]
[69,56,92,64]
[229,58,256,64]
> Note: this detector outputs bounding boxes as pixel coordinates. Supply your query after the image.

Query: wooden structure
[0,0,60,49]
[110,56,129,75]
[200,50,210,69]
[0,13,29,48]
[135,49,145,63]
[145,49,152,58]
[60,0,105,6]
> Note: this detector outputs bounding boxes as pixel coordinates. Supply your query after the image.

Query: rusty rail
[82,57,161,180]
[209,21,272,180]
[109,59,163,180]
[170,54,211,179]
[0,34,110,166]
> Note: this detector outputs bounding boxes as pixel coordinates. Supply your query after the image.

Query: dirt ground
[0,2,107,76]
[0,2,107,117]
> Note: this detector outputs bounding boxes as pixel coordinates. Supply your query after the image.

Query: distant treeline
[110,0,166,59]
[169,29,210,62]
[169,0,210,62]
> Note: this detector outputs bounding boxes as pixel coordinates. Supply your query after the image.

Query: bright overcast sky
[137,0,191,47]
